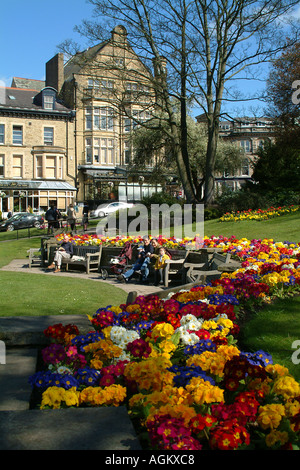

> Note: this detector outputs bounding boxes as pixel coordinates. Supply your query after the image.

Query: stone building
[58,25,159,204]
[196,114,275,194]
[0,83,76,217]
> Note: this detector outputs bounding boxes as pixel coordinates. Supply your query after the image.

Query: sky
[0,0,94,87]
[1,0,299,117]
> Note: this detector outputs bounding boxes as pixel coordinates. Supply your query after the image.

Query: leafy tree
[60,0,299,204]
[251,140,300,192]
[266,41,300,147]
[129,114,243,199]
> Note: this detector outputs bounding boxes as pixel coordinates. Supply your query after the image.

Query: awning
[0,180,77,191]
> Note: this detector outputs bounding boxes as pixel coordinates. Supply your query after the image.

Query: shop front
[0,180,77,218]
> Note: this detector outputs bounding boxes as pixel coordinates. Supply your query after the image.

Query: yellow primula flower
[265,430,289,448]
[151,322,174,340]
[273,375,300,400]
[257,404,285,430]
[186,377,224,405]
[40,386,80,409]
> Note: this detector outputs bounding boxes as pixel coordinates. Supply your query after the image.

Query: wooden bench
[163,250,189,287]
[60,245,102,274]
[183,251,231,283]
[27,248,43,269]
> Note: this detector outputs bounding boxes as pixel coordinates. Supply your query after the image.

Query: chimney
[46,53,64,92]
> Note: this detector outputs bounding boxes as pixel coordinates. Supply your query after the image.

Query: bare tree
[60,0,299,204]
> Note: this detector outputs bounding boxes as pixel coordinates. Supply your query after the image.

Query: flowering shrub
[29,235,300,450]
[219,205,300,222]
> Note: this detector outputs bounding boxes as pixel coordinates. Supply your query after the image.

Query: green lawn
[0,237,127,318]
[204,211,300,242]
[240,296,300,382]
[0,271,127,317]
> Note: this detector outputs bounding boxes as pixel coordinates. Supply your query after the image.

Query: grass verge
[239,296,300,382]
[0,271,127,317]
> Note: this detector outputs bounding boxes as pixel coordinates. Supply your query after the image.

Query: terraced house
[0,79,76,217]
[0,25,159,216]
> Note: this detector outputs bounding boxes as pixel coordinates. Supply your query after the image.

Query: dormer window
[41,88,56,110]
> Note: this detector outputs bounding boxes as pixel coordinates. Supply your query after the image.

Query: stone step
[0,348,37,411]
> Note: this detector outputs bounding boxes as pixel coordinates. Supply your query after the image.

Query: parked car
[90,201,135,218]
[0,212,44,231]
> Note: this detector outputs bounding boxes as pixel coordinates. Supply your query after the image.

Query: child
[154,247,170,285]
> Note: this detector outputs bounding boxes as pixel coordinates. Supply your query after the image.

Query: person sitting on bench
[48,234,74,273]
[117,235,154,283]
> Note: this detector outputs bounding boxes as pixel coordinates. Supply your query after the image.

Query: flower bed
[29,235,300,450]
[219,205,300,222]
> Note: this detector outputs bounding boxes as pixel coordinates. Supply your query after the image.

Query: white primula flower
[109,325,139,349]
[180,314,198,325]
[57,365,73,375]
[186,319,203,331]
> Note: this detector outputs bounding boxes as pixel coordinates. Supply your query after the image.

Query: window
[44,95,54,110]
[126,82,138,93]
[115,58,124,67]
[85,138,113,164]
[58,156,63,179]
[101,107,114,131]
[240,140,251,152]
[85,138,93,164]
[124,117,131,133]
[241,158,249,176]
[85,108,92,130]
[36,156,43,178]
[0,124,4,144]
[13,155,22,177]
[94,108,100,130]
[44,127,54,145]
[0,155,4,176]
[101,80,113,95]
[85,106,114,131]
[13,126,23,145]
[45,156,56,178]
[87,79,100,90]
[94,138,100,163]
[132,110,150,129]
[101,138,114,164]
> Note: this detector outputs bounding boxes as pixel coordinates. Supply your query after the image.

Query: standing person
[154,247,170,285]
[67,203,76,232]
[48,234,74,272]
[54,206,61,229]
[118,235,154,283]
[45,205,57,234]
[82,202,89,231]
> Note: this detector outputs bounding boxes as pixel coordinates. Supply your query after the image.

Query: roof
[0,87,72,114]
[0,180,77,191]
[11,77,45,92]
[64,42,108,81]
